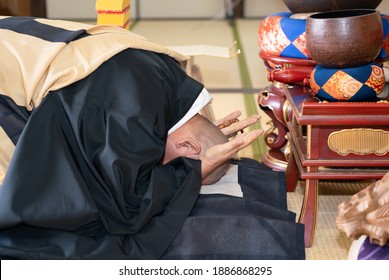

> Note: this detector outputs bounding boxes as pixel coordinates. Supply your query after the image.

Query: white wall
[244,0,389,18]
[46,0,96,19]
[378,1,389,14]
[244,0,288,18]
[46,0,225,20]
[46,0,389,20]
[46,0,137,19]
[138,0,225,19]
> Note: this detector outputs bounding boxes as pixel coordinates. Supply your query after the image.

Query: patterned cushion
[310,63,386,101]
[379,14,389,59]
[258,12,309,59]
[259,13,389,61]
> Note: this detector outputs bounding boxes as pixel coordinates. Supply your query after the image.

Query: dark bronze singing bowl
[283,0,382,14]
[306,9,383,68]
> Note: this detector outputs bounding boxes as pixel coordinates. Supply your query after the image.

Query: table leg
[298,178,318,248]
[258,89,288,150]
[286,152,299,192]
[258,85,289,171]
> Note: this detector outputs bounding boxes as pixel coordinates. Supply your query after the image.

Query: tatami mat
[236,19,269,89]
[287,180,370,260]
[132,20,242,91]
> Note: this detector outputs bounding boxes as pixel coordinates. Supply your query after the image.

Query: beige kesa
[0,16,189,184]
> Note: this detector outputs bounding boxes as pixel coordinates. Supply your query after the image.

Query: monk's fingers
[231,129,263,150]
[214,129,264,160]
[213,110,242,126]
[203,129,263,167]
[221,115,261,137]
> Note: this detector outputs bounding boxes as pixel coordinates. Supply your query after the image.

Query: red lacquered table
[283,84,389,247]
[258,53,316,171]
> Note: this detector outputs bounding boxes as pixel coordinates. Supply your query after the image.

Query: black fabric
[0,20,304,259]
[0,94,30,144]
[236,157,287,209]
[189,195,295,222]
[0,48,204,259]
[0,158,305,260]
[0,17,87,43]
[162,216,305,260]
[162,159,305,260]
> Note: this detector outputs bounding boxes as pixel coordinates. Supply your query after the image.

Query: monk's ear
[176,138,202,157]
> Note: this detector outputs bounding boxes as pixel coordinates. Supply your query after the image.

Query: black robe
[0,47,204,259]
[0,155,305,260]
[0,17,305,260]
[163,158,305,260]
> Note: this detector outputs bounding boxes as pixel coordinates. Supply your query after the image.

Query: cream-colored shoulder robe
[0,16,188,184]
